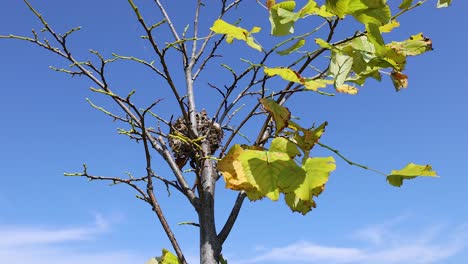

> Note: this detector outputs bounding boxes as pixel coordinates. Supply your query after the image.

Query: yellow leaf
[217,144,305,201]
[336,84,359,95]
[293,122,327,152]
[379,20,400,33]
[217,145,257,193]
[264,67,333,92]
[285,156,335,214]
[315,5,335,18]
[299,0,318,17]
[245,36,263,52]
[264,67,302,83]
[387,163,437,187]
[210,19,247,41]
[303,79,333,91]
[260,98,291,133]
[210,19,263,51]
[250,26,262,34]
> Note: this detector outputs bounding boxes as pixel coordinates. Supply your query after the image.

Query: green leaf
[210,19,263,51]
[369,47,406,71]
[326,0,390,24]
[146,249,181,264]
[269,137,301,158]
[350,0,391,26]
[218,145,305,201]
[437,0,452,8]
[315,16,432,93]
[399,0,413,9]
[299,0,319,16]
[350,36,375,55]
[218,143,336,214]
[299,0,335,18]
[314,5,336,17]
[291,121,327,154]
[277,6,300,24]
[315,38,339,52]
[347,68,381,85]
[269,1,297,36]
[329,52,353,88]
[319,32,418,91]
[277,38,305,55]
[366,23,385,54]
[388,33,433,56]
[260,98,291,133]
[387,163,438,187]
[326,36,376,76]
[285,156,336,214]
[269,0,333,36]
[342,49,367,74]
[325,0,350,18]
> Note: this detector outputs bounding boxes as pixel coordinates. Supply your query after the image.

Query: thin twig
[127,0,189,123]
[254,19,340,145]
[191,0,202,65]
[151,0,188,62]
[64,165,148,201]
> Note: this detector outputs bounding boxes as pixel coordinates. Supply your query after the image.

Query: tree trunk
[198,143,220,264]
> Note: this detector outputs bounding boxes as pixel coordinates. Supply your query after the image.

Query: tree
[0,0,453,263]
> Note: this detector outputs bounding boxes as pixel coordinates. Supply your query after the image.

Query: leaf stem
[317,142,387,176]
[393,0,428,20]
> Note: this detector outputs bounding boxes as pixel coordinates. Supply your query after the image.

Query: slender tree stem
[218,192,246,245]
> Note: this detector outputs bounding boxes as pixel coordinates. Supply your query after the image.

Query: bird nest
[168,110,223,168]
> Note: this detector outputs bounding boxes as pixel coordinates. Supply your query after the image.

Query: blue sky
[0,0,467,263]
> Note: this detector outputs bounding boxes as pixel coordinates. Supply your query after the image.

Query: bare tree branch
[139,105,188,264]
[217,191,246,245]
[151,0,188,63]
[254,19,340,146]
[127,0,189,123]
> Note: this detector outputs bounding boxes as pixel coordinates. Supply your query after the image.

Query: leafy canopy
[211,0,451,214]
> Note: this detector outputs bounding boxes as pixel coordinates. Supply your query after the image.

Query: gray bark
[198,142,220,264]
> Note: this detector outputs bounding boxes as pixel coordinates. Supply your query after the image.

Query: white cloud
[241,242,363,263]
[0,214,147,264]
[353,214,410,247]
[0,247,144,264]
[0,214,109,247]
[232,218,468,264]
